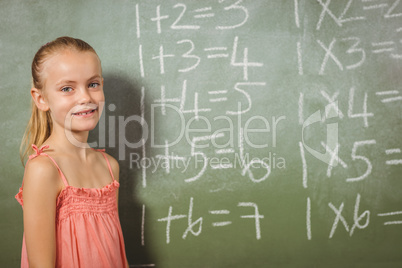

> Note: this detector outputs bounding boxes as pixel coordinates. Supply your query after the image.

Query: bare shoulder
[23,156,63,201]
[102,152,120,182]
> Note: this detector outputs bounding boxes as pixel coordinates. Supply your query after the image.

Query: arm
[105,153,130,268]
[22,156,63,268]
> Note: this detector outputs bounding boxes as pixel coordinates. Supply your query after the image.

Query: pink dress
[15,144,128,268]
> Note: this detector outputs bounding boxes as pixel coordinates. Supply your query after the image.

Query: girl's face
[38,49,105,134]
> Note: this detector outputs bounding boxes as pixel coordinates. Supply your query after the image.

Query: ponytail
[19,98,53,166]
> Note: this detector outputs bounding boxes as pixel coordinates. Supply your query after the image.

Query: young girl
[15,36,129,268]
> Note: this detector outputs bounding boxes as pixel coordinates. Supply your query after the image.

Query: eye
[61,87,72,93]
[89,82,100,88]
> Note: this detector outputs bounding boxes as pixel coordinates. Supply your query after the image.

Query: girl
[15,36,129,268]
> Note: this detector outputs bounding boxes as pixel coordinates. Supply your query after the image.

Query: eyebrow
[55,75,102,87]
[88,75,102,81]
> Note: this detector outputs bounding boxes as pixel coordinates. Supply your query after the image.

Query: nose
[77,87,92,104]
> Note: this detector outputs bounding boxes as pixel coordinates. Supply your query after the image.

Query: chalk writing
[157,198,263,243]
[328,193,370,238]
[126,2,402,263]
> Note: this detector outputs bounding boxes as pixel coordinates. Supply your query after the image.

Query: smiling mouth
[72,108,97,116]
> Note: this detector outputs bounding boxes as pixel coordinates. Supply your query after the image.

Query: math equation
[101,1,402,265]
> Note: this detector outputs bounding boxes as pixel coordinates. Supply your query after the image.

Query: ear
[31,88,50,111]
[101,77,104,86]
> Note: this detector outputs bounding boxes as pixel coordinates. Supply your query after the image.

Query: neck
[46,125,93,161]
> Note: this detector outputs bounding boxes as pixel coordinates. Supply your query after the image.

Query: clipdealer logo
[301,101,339,166]
[63,102,288,179]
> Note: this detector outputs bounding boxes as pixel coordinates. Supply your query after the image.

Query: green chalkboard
[1,0,402,267]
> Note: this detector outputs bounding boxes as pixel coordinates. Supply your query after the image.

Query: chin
[71,123,99,132]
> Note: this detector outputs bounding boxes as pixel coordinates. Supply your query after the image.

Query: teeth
[74,109,94,115]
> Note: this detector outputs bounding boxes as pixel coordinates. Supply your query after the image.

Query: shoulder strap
[28,144,69,187]
[91,148,115,181]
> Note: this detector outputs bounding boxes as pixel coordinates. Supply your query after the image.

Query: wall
[1,1,402,267]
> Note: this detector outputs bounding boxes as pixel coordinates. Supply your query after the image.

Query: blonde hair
[20,36,99,166]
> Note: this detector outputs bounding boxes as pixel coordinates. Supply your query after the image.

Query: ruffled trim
[57,180,120,201]
[15,180,119,207]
